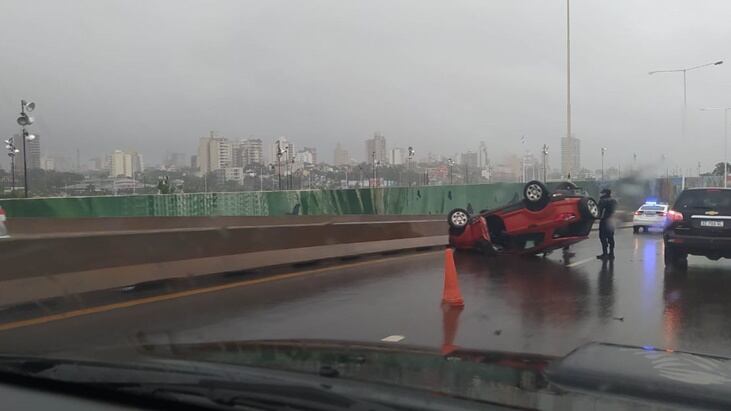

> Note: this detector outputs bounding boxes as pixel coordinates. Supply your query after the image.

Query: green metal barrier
[0,181,600,218]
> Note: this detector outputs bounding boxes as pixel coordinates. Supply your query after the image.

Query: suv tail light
[668,210,683,222]
[634,211,641,216]
[657,211,666,216]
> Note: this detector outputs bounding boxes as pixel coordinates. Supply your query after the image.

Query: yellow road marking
[0,250,441,332]
[566,257,596,268]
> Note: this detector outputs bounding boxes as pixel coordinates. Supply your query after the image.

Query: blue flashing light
[644,197,658,205]
[642,345,656,351]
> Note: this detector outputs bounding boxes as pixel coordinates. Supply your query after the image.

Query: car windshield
[2,1,731,410]
[674,190,731,212]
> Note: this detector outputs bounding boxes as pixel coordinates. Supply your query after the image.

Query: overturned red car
[448,181,599,256]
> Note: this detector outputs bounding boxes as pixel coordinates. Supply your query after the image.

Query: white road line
[566,257,596,268]
[381,335,405,342]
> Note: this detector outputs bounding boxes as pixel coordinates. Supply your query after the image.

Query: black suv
[664,188,731,268]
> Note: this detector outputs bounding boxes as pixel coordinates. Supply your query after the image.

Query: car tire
[633,226,640,234]
[578,197,600,219]
[447,208,470,230]
[523,180,550,211]
[664,245,688,269]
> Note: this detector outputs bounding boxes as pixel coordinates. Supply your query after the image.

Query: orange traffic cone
[441,303,464,355]
[442,248,465,307]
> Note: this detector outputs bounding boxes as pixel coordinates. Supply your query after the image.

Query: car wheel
[523,180,549,211]
[578,197,600,219]
[447,208,470,229]
[633,226,640,234]
[664,245,688,269]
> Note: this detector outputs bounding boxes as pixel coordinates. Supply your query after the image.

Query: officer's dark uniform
[597,189,618,259]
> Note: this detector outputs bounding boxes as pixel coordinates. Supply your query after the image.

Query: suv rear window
[674,190,731,212]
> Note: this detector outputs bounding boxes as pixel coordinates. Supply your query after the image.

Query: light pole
[700,107,731,188]
[541,144,549,181]
[601,147,607,181]
[448,158,454,184]
[4,138,20,194]
[649,60,723,145]
[276,142,284,190]
[407,146,415,186]
[566,0,572,158]
[16,100,36,198]
[371,151,377,188]
[290,158,295,190]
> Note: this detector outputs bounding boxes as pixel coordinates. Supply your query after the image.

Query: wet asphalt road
[2,227,731,358]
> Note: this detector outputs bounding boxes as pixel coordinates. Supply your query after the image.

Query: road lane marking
[0,250,442,333]
[381,335,405,342]
[566,257,596,268]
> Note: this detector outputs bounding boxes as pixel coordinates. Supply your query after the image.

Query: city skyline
[4,1,731,176]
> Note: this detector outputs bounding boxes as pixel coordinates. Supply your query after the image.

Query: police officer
[597,188,618,260]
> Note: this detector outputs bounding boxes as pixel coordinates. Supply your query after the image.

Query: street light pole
[407,146,415,187]
[649,60,723,146]
[601,147,607,181]
[16,100,36,198]
[566,0,572,150]
[448,158,454,184]
[371,151,376,188]
[541,144,549,181]
[4,138,20,194]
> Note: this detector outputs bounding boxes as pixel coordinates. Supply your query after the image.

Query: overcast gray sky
[1,0,730,172]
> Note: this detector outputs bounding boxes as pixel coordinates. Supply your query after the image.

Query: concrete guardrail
[0,218,447,307]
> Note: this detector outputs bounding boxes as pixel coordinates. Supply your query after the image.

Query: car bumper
[664,232,731,256]
[633,217,667,227]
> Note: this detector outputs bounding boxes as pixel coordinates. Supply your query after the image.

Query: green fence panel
[0,181,600,218]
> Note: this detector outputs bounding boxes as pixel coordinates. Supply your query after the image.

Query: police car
[632,201,669,233]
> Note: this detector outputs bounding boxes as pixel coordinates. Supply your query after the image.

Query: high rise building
[461,151,478,168]
[108,150,143,177]
[88,157,104,172]
[197,132,232,174]
[269,137,295,165]
[334,143,350,166]
[295,150,314,164]
[561,135,581,179]
[241,139,263,166]
[390,148,404,165]
[40,155,71,172]
[478,141,489,168]
[365,132,387,164]
[14,133,42,171]
[41,157,55,171]
[303,147,318,164]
